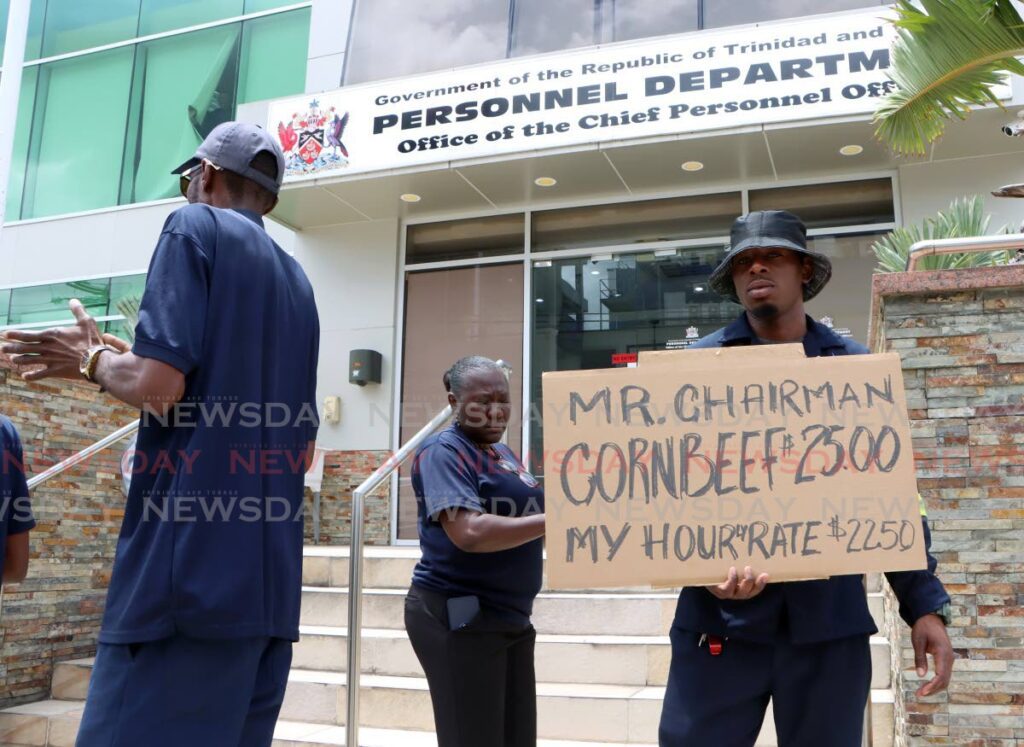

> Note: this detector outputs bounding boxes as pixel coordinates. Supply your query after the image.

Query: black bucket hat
[708,210,832,304]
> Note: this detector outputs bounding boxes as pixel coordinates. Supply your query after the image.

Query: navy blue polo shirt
[99,204,320,644]
[674,313,949,644]
[0,416,35,572]
[411,424,544,624]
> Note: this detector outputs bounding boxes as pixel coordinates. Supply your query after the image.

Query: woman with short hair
[404,355,545,747]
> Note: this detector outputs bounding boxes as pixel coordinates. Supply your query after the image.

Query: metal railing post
[345,359,511,747]
[344,404,453,746]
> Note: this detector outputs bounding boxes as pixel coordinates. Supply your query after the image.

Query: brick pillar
[870,266,1024,746]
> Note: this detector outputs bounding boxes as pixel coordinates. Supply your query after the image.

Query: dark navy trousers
[659,629,871,747]
[76,635,292,747]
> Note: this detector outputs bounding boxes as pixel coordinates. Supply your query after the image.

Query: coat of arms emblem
[277,98,350,176]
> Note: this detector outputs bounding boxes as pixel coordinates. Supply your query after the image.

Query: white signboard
[266,7,1002,182]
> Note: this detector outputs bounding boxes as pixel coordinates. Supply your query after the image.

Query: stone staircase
[0,547,895,746]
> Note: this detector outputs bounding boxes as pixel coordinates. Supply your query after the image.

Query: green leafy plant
[114,296,141,344]
[871,195,1012,271]
[874,0,1024,155]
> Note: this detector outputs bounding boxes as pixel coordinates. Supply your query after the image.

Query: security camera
[1003,110,1024,136]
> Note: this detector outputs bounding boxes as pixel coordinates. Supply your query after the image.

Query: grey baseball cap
[172,122,285,195]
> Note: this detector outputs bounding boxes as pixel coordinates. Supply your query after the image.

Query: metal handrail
[905,233,1024,271]
[26,420,139,490]
[345,359,511,747]
[1,419,139,623]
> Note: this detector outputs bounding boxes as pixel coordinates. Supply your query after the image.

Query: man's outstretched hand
[1,299,102,381]
[911,613,954,697]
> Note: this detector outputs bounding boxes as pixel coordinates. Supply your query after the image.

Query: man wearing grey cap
[3,122,320,746]
[657,210,953,746]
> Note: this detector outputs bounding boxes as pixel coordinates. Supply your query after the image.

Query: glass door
[397,262,524,540]
[529,246,735,476]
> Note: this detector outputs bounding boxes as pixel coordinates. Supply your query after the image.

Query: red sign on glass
[611,353,638,365]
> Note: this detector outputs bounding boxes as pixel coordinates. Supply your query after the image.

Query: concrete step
[293,628,889,689]
[301,587,678,636]
[0,702,662,747]
[39,662,665,742]
[303,547,418,590]
[48,632,891,706]
[285,670,660,743]
[39,658,893,746]
[302,546,668,595]
[299,549,888,631]
[302,587,886,649]
[30,663,667,743]
[294,626,671,686]
[0,693,892,747]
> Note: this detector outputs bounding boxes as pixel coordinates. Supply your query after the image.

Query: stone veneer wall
[1,359,393,705]
[0,363,136,705]
[302,450,393,546]
[870,266,1024,746]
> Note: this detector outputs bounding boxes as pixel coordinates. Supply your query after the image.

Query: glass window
[611,0,698,42]
[7,279,110,326]
[530,246,734,474]
[138,0,244,36]
[532,193,741,252]
[804,233,880,344]
[0,0,45,60]
[510,0,595,57]
[344,0,509,84]
[702,0,884,30]
[103,319,136,339]
[406,214,525,264]
[0,288,10,326]
[21,47,135,220]
[109,273,147,313]
[748,178,894,229]
[5,66,39,221]
[237,8,310,104]
[39,0,140,58]
[121,25,240,204]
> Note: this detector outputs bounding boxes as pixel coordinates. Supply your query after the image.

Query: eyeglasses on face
[178,159,222,198]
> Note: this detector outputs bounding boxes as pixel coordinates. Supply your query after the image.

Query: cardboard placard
[541,348,927,589]
[638,343,806,369]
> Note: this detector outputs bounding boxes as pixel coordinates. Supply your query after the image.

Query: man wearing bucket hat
[658,210,953,746]
[3,123,320,746]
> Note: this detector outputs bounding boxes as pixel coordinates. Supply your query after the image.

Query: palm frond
[114,295,141,344]
[871,195,1011,271]
[874,0,1024,155]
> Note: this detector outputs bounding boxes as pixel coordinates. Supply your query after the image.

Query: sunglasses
[179,159,222,198]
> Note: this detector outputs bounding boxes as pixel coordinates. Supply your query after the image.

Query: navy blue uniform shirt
[411,424,544,624]
[674,313,950,644]
[100,204,319,644]
[1,416,35,571]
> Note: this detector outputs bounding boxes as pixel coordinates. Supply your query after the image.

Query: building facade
[2,2,1024,743]
[2,0,1023,537]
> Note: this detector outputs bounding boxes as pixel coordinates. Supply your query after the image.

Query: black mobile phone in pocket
[446,595,481,631]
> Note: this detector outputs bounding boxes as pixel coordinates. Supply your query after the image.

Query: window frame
[0,2,312,222]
